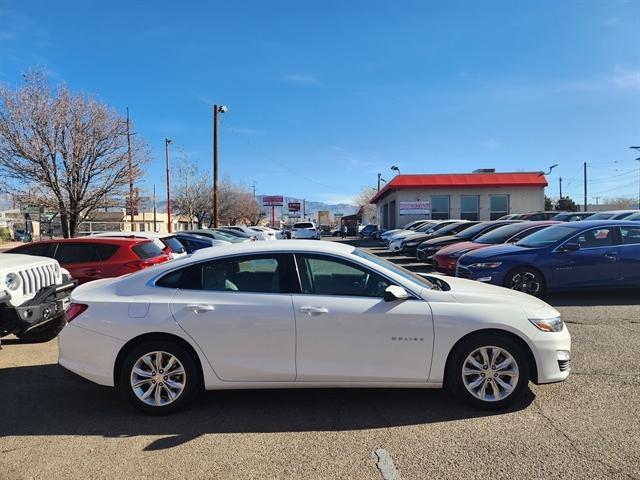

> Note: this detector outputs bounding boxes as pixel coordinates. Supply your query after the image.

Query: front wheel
[117,340,201,414]
[504,267,546,297]
[447,334,530,409]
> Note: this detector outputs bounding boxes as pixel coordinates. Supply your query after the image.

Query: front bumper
[0,280,76,336]
[533,326,572,384]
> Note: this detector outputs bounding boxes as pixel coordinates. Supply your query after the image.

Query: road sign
[22,205,42,215]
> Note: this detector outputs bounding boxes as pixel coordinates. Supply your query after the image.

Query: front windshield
[455,222,496,239]
[589,212,614,220]
[415,222,437,232]
[516,225,577,248]
[352,248,435,290]
[475,223,531,244]
[427,222,463,235]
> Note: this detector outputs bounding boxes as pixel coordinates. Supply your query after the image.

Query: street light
[213,104,228,227]
[390,165,401,175]
[377,173,387,191]
[630,147,640,209]
[539,163,558,176]
[165,138,172,233]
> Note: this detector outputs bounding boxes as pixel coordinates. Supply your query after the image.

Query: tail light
[125,256,168,271]
[66,303,88,323]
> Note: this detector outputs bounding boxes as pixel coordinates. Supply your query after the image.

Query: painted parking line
[372,448,401,480]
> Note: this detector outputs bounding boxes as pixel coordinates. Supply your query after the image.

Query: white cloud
[611,65,640,89]
[284,73,322,85]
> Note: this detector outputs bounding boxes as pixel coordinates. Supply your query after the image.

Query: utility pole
[165,138,173,233]
[594,196,600,206]
[153,183,157,232]
[213,104,228,228]
[583,162,587,212]
[630,147,640,209]
[559,177,563,198]
[126,107,134,225]
[252,181,256,200]
[303,199,306,219]
[377,173,382,191]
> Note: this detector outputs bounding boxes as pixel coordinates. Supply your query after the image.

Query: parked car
[173,233,228,253]
[552,212,595,222]
[383,221,438,245]
[222,225,269,241]
[455,220,640,296]
[216,227,261,241]
[416,221,520,262]
[185,229,250,244]
[626,212,640,222]
[58,240,570,414]
[433,221,559,276]
[588,210,640,220]
[90,232,187,259]
[12,228,26,241]
[0,254,75,343]
[496,214,522,220]
[379,220,431,242]
[393,221,478,256]
[516,211,564,221]
[8,237,170,284]
[359,224,378,238]
[291,221,320,239]
[250,226,286,240]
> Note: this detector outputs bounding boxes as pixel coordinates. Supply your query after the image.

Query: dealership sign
[263,195,284,206]
[399,201,431,215]
[288,202,301,212]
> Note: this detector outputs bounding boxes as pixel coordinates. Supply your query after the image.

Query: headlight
[529,316,564,332]
[469,262,502,269]
[4,272,21,291]
[405,241,419,247]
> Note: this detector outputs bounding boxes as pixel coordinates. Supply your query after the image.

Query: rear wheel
[447,333,530,409]
[504,267,546,297]
[117,340,201,414]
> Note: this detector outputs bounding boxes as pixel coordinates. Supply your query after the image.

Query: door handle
[604,252,618,261]
[86,269,102,276]
[185,304,215,313]
[300,306,329,316]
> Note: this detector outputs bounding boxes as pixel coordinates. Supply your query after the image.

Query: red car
[8,237,170,284]
[433,221,559,276]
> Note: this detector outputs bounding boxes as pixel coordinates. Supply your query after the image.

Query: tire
[503,267,546,297]
[447,333,530,410]
[117,340,202,415]
[15,315,66,343]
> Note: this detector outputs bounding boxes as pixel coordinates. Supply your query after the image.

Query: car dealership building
[370,170,547,229]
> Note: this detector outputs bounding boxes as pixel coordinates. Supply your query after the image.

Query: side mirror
[384,285,410,302]
[559,242,580,253]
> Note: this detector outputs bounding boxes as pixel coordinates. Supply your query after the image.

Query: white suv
[0,253,75,342]
[291,222,320,239]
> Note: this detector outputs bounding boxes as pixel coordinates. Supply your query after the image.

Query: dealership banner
[263,195,284,206]
[288,202,301,212]
[399,201,431,215]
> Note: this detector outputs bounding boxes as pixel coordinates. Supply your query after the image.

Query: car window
[132,241,164,259]
[475,223,532,244]
[295,254,391,298]
[95,243,119,260]
[620,226,640,245]
[509,225,550,242]
[517,225,578,248]
[294,222,314,229]
[12,243,54,257]
[574,228,614,248]
[162,236,186,253]
[55,243,100,264]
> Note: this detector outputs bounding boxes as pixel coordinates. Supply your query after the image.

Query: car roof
[546,219,640,228]
[90,231,171,239]
[16,237,147,245]
[189,239,351,258]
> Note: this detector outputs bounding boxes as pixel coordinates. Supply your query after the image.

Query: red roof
[370,172,547,203]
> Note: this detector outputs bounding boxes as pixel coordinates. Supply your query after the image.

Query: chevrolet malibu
[58,240,571,414]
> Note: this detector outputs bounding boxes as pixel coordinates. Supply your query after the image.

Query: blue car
[174,233,217,253]
[456,220,640,296]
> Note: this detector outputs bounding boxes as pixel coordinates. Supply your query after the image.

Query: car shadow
[545,289,640,307]
[0,363,534,450]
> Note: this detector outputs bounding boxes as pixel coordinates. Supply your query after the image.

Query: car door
[169,253,297,382]
[292,253,433,383]
[617,225,640,285]
[53,242,103,283]
[549,226,620,289]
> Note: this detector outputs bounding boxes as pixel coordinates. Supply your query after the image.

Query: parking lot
[1,237,639,480]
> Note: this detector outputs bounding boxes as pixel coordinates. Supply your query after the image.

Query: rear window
[132,241,164,259]
[55,243,101,264]
[162,236,186,253]
[12,243,54,257]
[294,222,314,229]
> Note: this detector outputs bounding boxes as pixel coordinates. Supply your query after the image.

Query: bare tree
[604,197,635,210]
[217,177,262,226]
[0,71,148,237]
[354,186,378,224]
[172,160,212,229]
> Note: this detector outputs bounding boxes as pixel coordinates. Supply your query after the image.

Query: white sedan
[58,240,571,414]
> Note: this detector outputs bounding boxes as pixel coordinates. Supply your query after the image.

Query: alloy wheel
[130,351,186,407]
[461,346,519,402]
[510,271,541,295]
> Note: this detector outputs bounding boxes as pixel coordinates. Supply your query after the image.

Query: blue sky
[1,0,640,204]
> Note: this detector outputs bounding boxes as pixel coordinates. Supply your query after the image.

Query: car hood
[459,243,537,262]
[441,275,556,316]
[436,240,482,256]
[418,234,460,247]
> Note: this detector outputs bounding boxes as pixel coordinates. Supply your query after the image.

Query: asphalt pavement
[1,237,639,479]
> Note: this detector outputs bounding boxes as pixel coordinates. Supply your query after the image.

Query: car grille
[456,265,472,279]
[558,359,571,372]
[17,264,58,299]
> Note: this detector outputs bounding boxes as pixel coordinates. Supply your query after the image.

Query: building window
[389,200,396,229]
[460,195,479,220]
[490,195,509,220]
[382,203,389,229]
[431,196,450,220]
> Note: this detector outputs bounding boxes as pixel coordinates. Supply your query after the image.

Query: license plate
[61,297,71,310]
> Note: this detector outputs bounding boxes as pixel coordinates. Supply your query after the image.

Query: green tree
[544,196,554,210]
[556,196,578,212]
